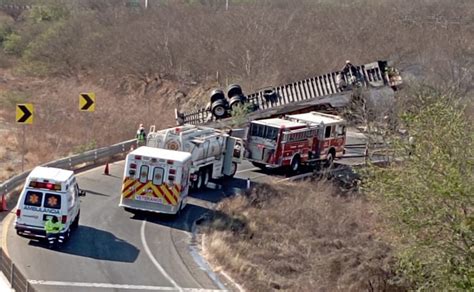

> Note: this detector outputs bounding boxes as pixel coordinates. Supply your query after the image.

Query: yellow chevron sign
[16,103,34,124]
[79,92,95,112]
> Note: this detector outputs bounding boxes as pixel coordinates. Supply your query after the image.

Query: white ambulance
[15,166,85,240]
[120,146,192,215]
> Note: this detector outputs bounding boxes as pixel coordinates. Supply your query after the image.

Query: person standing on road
[44,216,63,248]
[136,124,147,147]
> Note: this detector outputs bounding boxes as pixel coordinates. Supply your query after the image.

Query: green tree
[363,94,473,290]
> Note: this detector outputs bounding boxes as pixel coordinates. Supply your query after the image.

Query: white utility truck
[147,125,243,189]
[120,146,192,214]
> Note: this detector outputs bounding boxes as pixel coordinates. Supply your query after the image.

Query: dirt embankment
[201,181,402,291]
[0,67,218,182]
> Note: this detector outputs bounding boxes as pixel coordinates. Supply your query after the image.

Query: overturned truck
[175,60,402,127]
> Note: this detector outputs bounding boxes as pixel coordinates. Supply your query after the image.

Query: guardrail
[0,139,136,197]
[0,139,136,291]
[176,60,395,125]
[0,248,35,292]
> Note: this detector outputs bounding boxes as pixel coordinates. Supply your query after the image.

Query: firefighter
[44,216,63,248]
[136,124,147,147]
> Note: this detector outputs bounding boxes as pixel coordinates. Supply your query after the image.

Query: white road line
[141,220,183,292]
[28,280,225,291]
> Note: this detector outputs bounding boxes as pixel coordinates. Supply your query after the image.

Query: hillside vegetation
[0,0,471,177]
[0,1,472,290]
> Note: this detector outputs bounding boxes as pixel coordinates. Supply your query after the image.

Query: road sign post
[16,103,34,172]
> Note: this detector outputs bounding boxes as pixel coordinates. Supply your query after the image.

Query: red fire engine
[245,112,346,172]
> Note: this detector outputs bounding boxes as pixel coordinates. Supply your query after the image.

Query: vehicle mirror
[79,190,86,197]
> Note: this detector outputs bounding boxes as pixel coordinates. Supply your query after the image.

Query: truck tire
[229,94,246,111]
[325,150,335,168]
[202,168,210,189]
[210,89,225,103]
[251,162,266,170]
[195,172,203,189]
[227,84,243,99]
[224,162,238,178]
[290,155,301,173]
[263,88,277,102]
[211,99,228,118]
[72,211,80,229]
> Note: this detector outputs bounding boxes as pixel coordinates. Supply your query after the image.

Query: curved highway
[3,130,370,292]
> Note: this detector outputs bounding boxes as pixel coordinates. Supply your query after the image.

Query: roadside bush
[363,91,474,290]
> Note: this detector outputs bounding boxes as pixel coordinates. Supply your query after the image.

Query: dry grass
[202,181,403,291]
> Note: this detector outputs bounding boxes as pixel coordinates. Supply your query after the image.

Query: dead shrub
[203,180,404,291]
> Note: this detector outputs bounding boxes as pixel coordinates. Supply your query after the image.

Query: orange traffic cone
[1,194,8,212]
[104,162,110,175]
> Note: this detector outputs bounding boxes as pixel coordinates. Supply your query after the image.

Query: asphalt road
[5,163,233,292]
[4,130,374,292]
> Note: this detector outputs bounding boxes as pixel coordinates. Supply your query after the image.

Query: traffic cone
[1,194,8,212]
[104,162,110,175]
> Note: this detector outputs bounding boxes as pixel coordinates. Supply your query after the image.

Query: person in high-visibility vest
[44,216,63,248]
[136,124,147,147]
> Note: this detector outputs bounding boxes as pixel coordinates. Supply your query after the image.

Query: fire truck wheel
[325,151,334,168]
[290,155,301,173]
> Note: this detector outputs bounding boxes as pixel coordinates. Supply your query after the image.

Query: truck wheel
[227,84,243,98]
[211,99,228,118]
[251,162,266,170]
[225,162,238,178]
[263,88,277,102]
[195,172,203,189]
[290,155,301,173]
[72,211,80,229]
[210,89,225,103]
[229,94,246,111]
[325,151,334,168]
[202,168,210,189]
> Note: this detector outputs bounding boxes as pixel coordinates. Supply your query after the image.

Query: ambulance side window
[152,167,164,185]
[139,165,149,184]
[24,191,43,207]
[44,193,61,209]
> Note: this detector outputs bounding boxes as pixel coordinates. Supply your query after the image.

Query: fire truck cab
[245,112,346,172]
[120,146,192,214]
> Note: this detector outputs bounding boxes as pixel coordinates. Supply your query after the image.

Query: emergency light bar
[29,181,61,191]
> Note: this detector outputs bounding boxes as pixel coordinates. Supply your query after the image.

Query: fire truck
[245,112,346,172]
[147,125,244,189]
